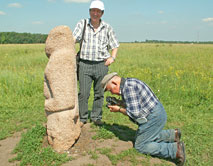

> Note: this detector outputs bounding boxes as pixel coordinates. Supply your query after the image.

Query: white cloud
[8,3,22,8]
[202,17,213,22]
[158,10,164,14]
[0,11,6,15]
[32,21,44,25]
[160,21,168,24]
[64,0,91,3]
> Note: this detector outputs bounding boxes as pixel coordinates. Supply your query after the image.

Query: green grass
[98,147,149,166]
[0,43,212,165]
[9,123,72,166]
[0,44,47,139]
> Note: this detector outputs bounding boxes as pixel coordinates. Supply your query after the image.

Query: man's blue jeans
[134,102,177,159]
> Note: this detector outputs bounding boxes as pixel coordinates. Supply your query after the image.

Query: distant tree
[0,32,48,44]
[0,33,6,44]
[145,39,213,44]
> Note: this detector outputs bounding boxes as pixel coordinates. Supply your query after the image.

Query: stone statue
[44,25,81,153]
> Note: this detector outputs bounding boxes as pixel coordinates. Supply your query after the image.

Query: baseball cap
[101,72,118,91]
[90,0,105,11]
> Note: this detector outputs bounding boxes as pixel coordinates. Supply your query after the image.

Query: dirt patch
[63,123,133,166]
[0,132,21,166]
[68,123,133,156]
[63,123,175,166]
[0,123,175,166]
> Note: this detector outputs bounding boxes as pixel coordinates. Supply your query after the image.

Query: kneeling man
[101,73,186,166]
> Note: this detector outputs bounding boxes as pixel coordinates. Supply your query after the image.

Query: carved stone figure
[44,25,81,152]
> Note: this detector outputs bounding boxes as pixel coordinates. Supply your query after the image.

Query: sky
[0,0,213,42]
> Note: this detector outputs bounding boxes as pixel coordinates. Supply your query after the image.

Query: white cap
[90,0,105,11]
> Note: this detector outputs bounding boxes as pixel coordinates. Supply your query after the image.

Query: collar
[88,18,105,30]
[119,77,126,94]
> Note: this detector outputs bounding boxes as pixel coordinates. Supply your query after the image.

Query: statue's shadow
[99,123,176,165]
[100,122,136,144]
[88,110,136,143]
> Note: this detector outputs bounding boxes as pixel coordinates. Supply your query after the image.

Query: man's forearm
[111,47,118,59]
[119,107,127,116]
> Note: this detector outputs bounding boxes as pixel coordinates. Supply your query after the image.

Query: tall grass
[0,44,47,139]
[0,43,212,165]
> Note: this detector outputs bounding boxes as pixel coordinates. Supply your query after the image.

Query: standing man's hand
[104,57,114,66]
[104,47,118,66]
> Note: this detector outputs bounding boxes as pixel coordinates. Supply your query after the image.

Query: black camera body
[106,96,126,108]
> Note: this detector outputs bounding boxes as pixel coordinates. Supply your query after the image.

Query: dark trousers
[78,60,108,122]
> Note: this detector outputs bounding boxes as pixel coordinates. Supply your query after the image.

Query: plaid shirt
[121,78,159,121]
[73,19,119,61]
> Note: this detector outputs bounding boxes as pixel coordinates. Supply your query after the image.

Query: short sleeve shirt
[73,19,119,61]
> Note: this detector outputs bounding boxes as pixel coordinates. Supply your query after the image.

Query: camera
[106,96,126,108]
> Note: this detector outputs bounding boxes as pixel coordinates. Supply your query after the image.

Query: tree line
[136,39,213,44]
[1,32,212,44]
[0,32,48,44]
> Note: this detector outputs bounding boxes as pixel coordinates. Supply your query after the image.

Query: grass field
[0,43,212,165]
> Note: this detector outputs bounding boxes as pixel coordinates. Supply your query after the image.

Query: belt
[80,59,105,64]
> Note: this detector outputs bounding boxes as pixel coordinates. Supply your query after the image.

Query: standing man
[73,0,119,127]
[101,73,186,166]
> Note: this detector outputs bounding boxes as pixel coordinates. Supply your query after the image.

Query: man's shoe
[92,119,104,126]
[176,141,186,166]
[175,128,181,142]
[80,121,86,128]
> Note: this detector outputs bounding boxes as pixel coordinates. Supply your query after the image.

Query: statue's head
[45,25,74,58]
